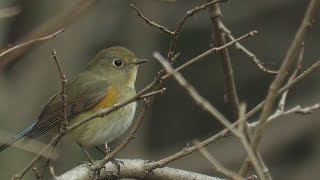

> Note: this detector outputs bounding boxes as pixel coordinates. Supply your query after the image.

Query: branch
[51,50,68,132]
[154,52,237,136]
[208,2,240,117]
[13,2,230,173]
[0,0,96,69]
[162,30,258,80]
[193,140,244,180]
[12,80,157,179]
[0,29,64,66]
[277,42,304,113]
[153,52,266,180]
[139,87,166,99]
[58,159,224,180]
[38,50,69,178]
[249,103,320,128]
[145,59,320,176]
[131,0,226,63]
[220,24,278,74]
[130,4,174,35]
[240,0,320,176]
[167,0,226,62]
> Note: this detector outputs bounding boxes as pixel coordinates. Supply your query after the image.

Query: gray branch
[58,159,224,180]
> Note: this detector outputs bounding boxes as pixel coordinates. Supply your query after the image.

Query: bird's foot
[110,158,123,176]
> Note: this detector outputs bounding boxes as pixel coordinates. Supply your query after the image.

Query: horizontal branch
[58,159,224,180]
[0,29,64,58]
[162,30,257,80]
[249,103,320,128]
[0,0,96,70]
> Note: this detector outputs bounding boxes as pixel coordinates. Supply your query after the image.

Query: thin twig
[13,50,69,180]
[162,30,258,80]
[220,24,278,74]
[51,50,68,132]
[238,103,247,133]
[153,52,266,180]
[13,80,156,179]
[130,4,174,35]
[239,0,320,176]
[139,88,166,99]
[0,0,96,69]
[146,58,320,176]
[155,52,237,135]
[208,2,240,117]
[167,0,226,62]
[0,29,64,67]
[131,0,226,78]
[242,40,305,180]
[193,140,244,180]
[249,103,320,128]
[277,42,304,113]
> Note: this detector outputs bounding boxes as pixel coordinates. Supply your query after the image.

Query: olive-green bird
[0,46,148,152]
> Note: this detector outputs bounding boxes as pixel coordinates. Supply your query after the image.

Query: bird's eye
[113,59,123,68]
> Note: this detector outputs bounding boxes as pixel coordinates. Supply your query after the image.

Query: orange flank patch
[92,86,118,111]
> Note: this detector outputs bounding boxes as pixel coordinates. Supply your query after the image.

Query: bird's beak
[133,58,149,65]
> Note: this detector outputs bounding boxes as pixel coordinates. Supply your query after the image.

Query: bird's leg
[77,142,95,164]
[104,142,123,176]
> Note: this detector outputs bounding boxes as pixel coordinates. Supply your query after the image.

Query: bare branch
[208,2,240,117]
[154,52,237,135]
[0,0,96,69]
[252,0,319,151]
[0,29,64,68]
[12,80,157,179]
[238,103,247,133]
[51,50,68,132]
[193,140,244,180]
[58,159,224,180]
[167,0,226,62]
[249,103,320,128]
[147,58,320,177]
[220,24,278,74]
[140,87,166,99]
[153,52,266,179]
[162,30,258,80]
[130,4,174,35]
[240,1,320,176]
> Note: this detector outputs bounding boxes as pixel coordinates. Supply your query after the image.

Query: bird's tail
[0,123,36,152]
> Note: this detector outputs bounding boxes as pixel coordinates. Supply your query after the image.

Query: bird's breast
[69,86,137,146]
[91,86,118,111]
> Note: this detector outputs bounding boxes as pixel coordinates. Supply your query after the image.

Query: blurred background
[0,0,319,179]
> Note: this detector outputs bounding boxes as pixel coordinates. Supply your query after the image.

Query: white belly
[75,102,137,146]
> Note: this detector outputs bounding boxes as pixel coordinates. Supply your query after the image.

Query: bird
[0,46,148,152]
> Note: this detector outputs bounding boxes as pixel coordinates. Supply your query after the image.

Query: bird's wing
[26,76,109,139]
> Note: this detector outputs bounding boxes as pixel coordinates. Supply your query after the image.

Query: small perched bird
[0,46,148,152]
